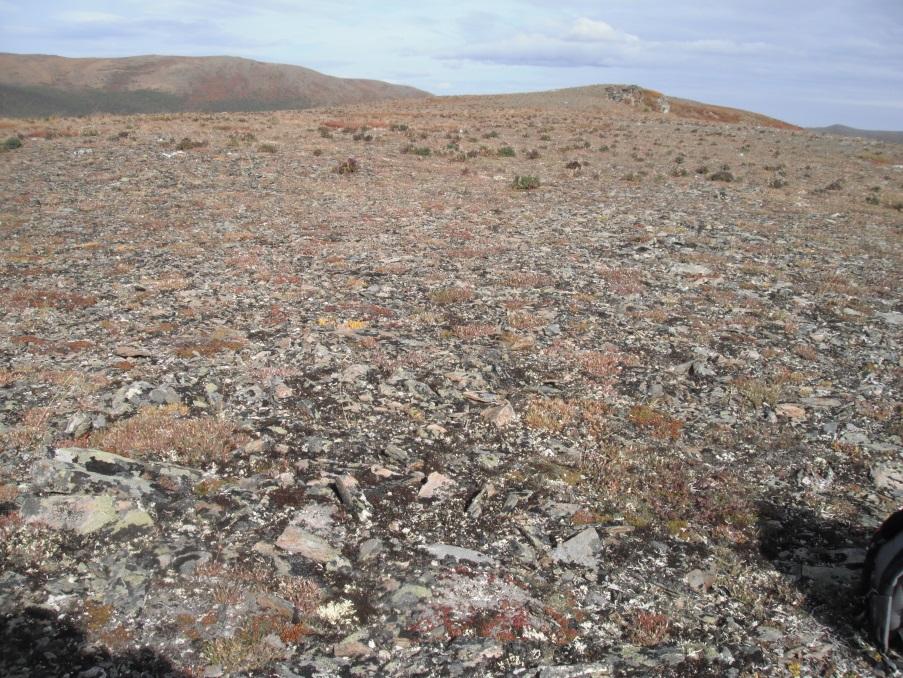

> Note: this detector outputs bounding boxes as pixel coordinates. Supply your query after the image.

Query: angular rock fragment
[467,481,496,519]
[775,403,807,420]
[685,568,716,593]
[334,631,372,658]
[276,526,340,562]
[480,401,516,427]
[274,383,294,399]
[418,471,454,499]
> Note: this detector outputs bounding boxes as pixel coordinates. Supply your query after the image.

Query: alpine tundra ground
[0,87,902,676]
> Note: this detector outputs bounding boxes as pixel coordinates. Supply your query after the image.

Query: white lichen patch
[316,599,356,625]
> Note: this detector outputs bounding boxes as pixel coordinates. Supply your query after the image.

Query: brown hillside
[0,53,429,116]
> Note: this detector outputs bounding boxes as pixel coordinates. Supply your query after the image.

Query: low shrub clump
[709,167,734,182]
[512,175,540,190]
[334,157,359,174]
[175,137,206,150]
[402,145,431,157]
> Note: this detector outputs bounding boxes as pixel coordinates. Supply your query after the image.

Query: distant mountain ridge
[810,124,903,144]
[0,53,429,117]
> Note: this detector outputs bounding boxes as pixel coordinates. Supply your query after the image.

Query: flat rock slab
[531,662,614,677]
[670,263,712,276]
[872,463,903,499]
[113,345,154,358]
[339,364,371,383]
[276,526,340,562]
[390,583,433,607]
[424,543,495,565]
[551,527,601,568]
[877,311,903,326]
[21,494,153,534]
[34,447,199,496]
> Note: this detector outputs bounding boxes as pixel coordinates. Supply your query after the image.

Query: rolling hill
[810,124,903,144]
[434,84,798,130]
[0,53,430,117]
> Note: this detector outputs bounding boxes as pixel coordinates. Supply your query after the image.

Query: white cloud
[567,18,638,44]
[448,16,777,68]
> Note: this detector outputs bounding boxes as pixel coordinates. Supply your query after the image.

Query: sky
[2,0,902,129]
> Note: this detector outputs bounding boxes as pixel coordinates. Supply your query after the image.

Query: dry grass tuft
[174,327,247,358]
[502,271,553,288]
[452,323,497,340]
[735,377,783,408]
[506,311,542,330]
[0,483,19,504]
[0,370,20,387]
[2,407,55,450]
[2,287,96,311]
[429,287,474,304]
[523,398,578,433]
[579,350,622,378]
[278,576,323,616]
[627,610,670,646]
[628,405,683,440]
[84,404,247,466]
[202,614,284,673]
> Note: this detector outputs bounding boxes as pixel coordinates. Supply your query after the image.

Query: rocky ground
[0,89,901,677]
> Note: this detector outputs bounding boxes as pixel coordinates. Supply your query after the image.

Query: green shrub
[176,137,205,151]
[402,145,431,157]
[497,146,516,157]
[512,175,540,190]
[3,136,23,151]
[709,169,734,182]
[334,157,359,174]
